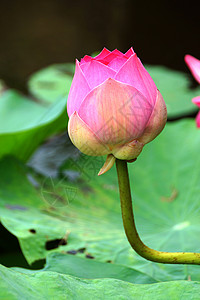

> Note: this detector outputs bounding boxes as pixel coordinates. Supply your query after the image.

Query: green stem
[116,159,200,265]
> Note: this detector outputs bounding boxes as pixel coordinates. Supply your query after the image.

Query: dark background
[0,0,199,92]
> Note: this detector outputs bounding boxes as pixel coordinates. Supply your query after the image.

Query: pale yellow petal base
[68,111,110,156]
[113,139,144,160]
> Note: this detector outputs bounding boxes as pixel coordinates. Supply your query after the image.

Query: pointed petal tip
[114,53,157,104]
[184,54,193,63]
[125,47,135,58]
[103,46,110,51]
[184,54,200,84]
[98,154,116,176]
[93,48,111,60]
[192,96,200,108]
[112,49,123,56]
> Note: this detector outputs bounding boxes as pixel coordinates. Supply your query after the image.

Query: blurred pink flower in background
[67,48,167,174]
[185,55,200,84]
[185,54,200,128]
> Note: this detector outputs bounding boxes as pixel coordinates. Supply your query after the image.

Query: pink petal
[125,47,135,58]
[115,54,157,105]
[93,48,111,60]
[78,78,153,145]
[80,60,116,89]
[138,90,167,144]
[68,111,110,156]
[108,56,128,72]
[98,49,124,65]
[111,49,124,57]
[185,55,200,84]
[98,53,118,65]
[67,60,91,117]
[196,111,200,128]
[80,55,92,65]
[192,96,200,108]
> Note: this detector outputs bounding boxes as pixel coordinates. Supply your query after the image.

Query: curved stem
[116,159,200,265]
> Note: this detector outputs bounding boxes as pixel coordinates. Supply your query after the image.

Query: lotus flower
[67,48,167,174]
[185,55,200,128]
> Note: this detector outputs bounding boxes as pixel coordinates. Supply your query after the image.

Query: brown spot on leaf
[29,229,36,234]
[77,247,86,253]
[67,250,77,255]
[45,238,67,250]
[5,204,28,211]
[86,254,95,259]
[161,187,178,202]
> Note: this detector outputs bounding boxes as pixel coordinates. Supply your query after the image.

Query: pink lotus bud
[67,48,167,174]
[185,55,200,128]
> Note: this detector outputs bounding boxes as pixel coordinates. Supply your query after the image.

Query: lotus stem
[116,159,200,265]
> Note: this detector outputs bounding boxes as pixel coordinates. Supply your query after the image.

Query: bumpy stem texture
[116,159,200,265]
